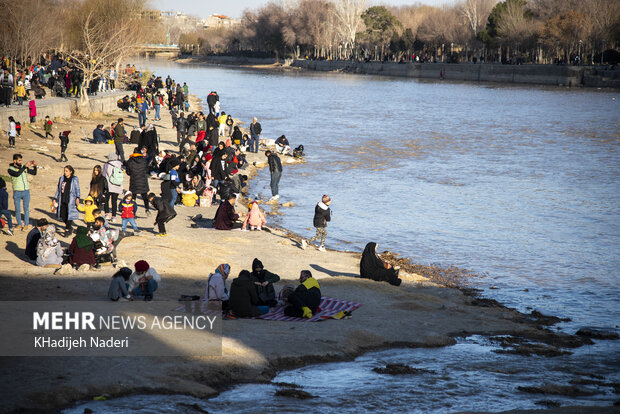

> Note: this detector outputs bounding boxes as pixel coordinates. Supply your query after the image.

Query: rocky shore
[0,92,614,413]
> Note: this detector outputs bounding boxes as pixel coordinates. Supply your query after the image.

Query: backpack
[109,164,124,186]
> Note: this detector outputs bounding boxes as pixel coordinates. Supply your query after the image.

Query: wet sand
[0,96,608,413]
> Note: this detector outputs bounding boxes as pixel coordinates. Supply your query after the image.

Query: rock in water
[275,388,317,399]
[576,327,619,340]
[373,363,433,375]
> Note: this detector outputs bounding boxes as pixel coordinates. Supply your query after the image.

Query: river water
[66,61,620,412]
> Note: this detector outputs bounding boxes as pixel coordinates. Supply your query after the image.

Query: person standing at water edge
[8,153,37,230]
[265,150,282,201]
[249,117,261,153]
[302,195,331,252]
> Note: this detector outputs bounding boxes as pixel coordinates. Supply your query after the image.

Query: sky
[150,0,458,19]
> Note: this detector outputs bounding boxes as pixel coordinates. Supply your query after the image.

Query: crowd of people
[1,67,403,317]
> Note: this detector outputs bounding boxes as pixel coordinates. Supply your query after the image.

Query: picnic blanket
[258,297,362,322]
[174,297,362,322]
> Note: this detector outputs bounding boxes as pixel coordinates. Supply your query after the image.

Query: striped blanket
[259,297,362,322]
[175,297,362,322]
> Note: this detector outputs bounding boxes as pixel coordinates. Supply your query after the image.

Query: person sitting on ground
[128,260,161,301]
[89,217,119,265]
[181,185,198,206]
[213,195,238,230]
[275,135,291,155]
[69,226,96,268]
[250,258,280,307]
[360,242,402,286]
[36,224,64,268]
[108,267,133,301]
[92,124,106,144]
[25,218,49,262]
[0,177,14,236]
[284,270,321,318]
[231,126,243,146]
[148,192,176,237]
[242,201,267,231]
[229,270,269,317]
[205,264,231,310]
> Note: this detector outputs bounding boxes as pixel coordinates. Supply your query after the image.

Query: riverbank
[173,55,619,88]
[0,89,612,413]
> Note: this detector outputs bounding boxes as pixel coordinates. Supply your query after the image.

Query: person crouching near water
[213,195,238,230]
[242,200,266,231]
[360,242,402,286]
[205,264,231,311]
[128,260,161,301]
[284,270,321,319]
[302,195,331,252]
[229,270,269,317]
[108,267,132,301]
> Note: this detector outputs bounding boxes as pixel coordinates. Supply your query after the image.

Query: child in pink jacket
[242,201,266,231]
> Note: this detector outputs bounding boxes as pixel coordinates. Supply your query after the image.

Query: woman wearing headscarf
[205,264,231,310]
[88,165,107,207]
[359,242,402,286]
[53,165,80,237]
[69,226,96,267]
[250,258,280,307]
[36,224,64,267]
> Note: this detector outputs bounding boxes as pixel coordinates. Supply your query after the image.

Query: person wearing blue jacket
[0,177,13,235]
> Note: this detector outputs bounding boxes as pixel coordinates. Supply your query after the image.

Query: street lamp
[578,40,582,63]
[601,40,605,65]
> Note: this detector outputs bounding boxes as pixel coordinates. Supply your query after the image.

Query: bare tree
[459,0,497,37]
[333,0,366,55]
[63,0,145,111]
[0,0,61,68]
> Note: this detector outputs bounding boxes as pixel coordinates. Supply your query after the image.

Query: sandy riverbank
[0,93,609,413]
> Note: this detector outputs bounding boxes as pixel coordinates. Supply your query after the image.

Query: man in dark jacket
[265,150,282,201]
[148,193,176,236]
[175,112,189,146]
[213,195,238,230]
[25,218,49,261]
[248,117,261,153]
[284,270,321,318]
[302,195,331,252]
[92,125,106,144]
[113,118,126,162]
[125,148,150,213]
[229,270,262,317]
[206,91,218,115]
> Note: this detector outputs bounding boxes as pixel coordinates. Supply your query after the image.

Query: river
[65,60,620,412]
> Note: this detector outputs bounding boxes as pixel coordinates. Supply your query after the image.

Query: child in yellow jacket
[77,196,98,228]
[15,82,26,106]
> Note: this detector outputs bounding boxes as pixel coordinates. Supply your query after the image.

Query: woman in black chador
[360,242,402,286]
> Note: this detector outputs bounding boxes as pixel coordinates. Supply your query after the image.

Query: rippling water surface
[80,60,619,412]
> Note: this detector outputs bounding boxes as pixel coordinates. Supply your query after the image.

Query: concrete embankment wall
[188,56,278,66]
[0,92,131,130]
[292,60,617,88]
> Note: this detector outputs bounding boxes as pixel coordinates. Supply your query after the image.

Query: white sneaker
[301,239,307,250]
[318,246,326,252]
[6,228,13,236]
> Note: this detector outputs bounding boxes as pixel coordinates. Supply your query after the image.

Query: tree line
[188,0,619,64]
[0,0,157,105]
